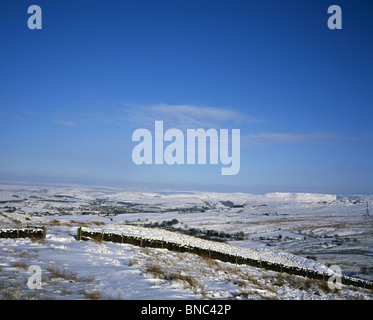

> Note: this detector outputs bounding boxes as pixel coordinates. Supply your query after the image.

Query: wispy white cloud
[0,110,23,119]
[53,120,76,127]
[335,165,360,174]
[242,132,344,145]
[122,103,258,129]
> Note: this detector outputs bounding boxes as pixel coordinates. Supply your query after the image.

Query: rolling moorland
[0,184,372,300]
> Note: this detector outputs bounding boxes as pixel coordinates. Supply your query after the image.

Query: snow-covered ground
[0,184,372,300]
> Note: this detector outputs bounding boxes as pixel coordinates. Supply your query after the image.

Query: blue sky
[0,0,372,194]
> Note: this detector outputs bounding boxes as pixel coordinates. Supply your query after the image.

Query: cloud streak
[242,132,344,145]
[53,120,76,127]
[123,103,258,129]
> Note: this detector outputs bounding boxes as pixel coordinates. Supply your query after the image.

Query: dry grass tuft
[12,261,28,270]
[144,263,201,291]
[145,263,164,277]
[89,221,105,226]
[46,265,79,282]
[83,290,103,300]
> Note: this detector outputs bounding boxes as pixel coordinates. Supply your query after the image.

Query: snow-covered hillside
[0,184,372,300]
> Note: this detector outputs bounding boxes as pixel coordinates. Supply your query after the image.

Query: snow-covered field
[0,184,372,300]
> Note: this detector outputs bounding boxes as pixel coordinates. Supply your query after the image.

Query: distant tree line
[143,219,246,242]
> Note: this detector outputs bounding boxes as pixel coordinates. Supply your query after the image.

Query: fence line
[0,226,46,240]
[77,227,373,290]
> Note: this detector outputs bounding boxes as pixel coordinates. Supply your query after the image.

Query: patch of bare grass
[128,258,138,267]
[200,255,220,269]
[144,263,202,293]
[48,219,64,226]
[12,261,28,270]
[89,221,105,226]
[242,272,262,287]
[46,265,79,282]
[229,279,247,287]
[6,248,17,255]
[82,289,103,300]
[145,263,164,278]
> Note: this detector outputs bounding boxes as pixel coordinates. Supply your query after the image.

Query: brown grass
[46,265,79,282]
[242,273,262,287]
[145,264,164,277]
[48,219,64,226]
[6,248,17,255]
[144,263,200,291]
[12,261,28,270]
[169,272,199,289]
[0,211,21,227]
[41,219,105,228]
[229,279,247,287]
[128,259,138,267]
[316,279,335,294]
[89,221,105,226]
[200,256,220,269]
[83,290,103,300]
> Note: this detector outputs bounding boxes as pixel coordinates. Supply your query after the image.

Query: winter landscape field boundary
[77,227,373,290]
[0,227,46,240]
